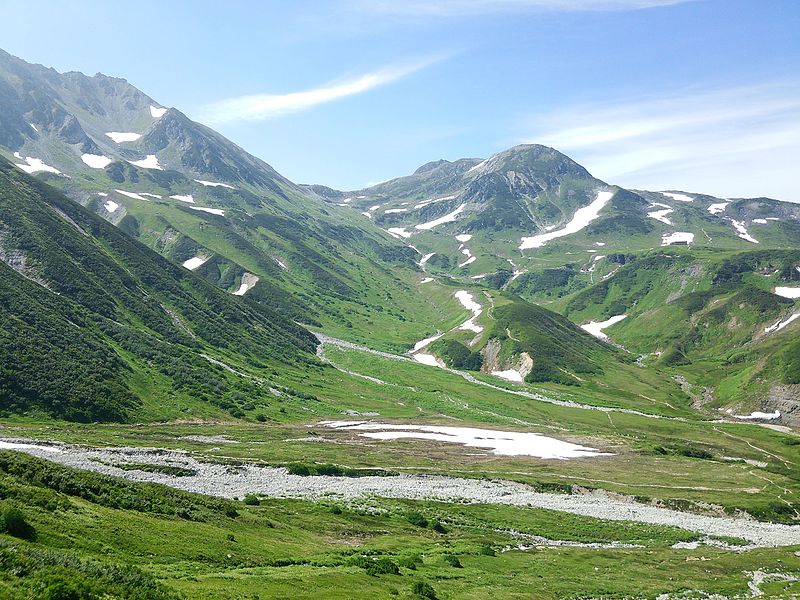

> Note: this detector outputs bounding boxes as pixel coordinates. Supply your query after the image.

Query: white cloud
[523,82,800,202]
[199,58,441,124]
[352,0,698,16]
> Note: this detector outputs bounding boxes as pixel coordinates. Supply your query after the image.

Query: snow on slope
[115,189,148,201]
[170,194,195,203]
[182,256,209,270]
[150,105,168,118]
[581,315,626,340]
[647,207,674,225]
[519,191,613,250]
[661,232,694,246]
[661,192,693,202]
[707,202,730,215]
[195,179,235,189]
[415,204,466,230]
[14,156,61,174]
[129,155,162,170]
[765,313,799,334]
[774,287,800,299]
[105,132,142,143]
[455,290,483,333]
[731,220,759,244]
[81,154,113,169]
[233,273,259,296]
[103,200,119,213]
[189,206,225,216]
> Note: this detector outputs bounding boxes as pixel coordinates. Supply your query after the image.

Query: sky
[1,0,798,200]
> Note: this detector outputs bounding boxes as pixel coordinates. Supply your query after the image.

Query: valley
[0,44,798,599]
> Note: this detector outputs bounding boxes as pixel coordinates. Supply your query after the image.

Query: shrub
[444,554,462,568]
[405,512,428,528]
[411,581,437,599]
[243,494,260,506]
[430,520,446,534]
[0,505,35,540]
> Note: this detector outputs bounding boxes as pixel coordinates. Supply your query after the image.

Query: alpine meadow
[0,1,799,599]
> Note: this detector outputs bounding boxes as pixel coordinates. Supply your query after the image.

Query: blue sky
[1,0,798,199]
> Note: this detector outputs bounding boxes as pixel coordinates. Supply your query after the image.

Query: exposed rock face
[480,338,533,380]
[766,384,800,427]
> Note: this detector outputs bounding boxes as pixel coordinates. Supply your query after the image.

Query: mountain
[0,48,455,352]
[0,157,317,422]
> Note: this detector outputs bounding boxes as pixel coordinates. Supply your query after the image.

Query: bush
[243,494,260,506]
[430,520,446,534]
[0,505,35,540]
[405,512,428,528]
[444,554,462,568]
[411,581,437,599]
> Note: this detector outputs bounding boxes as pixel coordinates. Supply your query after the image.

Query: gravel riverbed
[2,438,799,548]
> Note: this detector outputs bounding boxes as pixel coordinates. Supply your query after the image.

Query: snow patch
[14,156,61,174]
[731,219,759,244]
[0,440,62,453]
[765,313,799,334]
[103,200,119,213]
[752,219,768,224]
[384,208,407,214]
[139,193,162,199]
[29,123,38,132]
[115,189,148,201]
[492,369,523,383]
[182,256,209,271]
[774,287,800,299]
[105,132,142,143]
[150,105,168,118]
[455,234,472,242]
[195,179,235,189]
[707,202,730,215]
[129,154,162,170]
[81,153,113,169]
[387,227,413,239]
[419,252,435,267]
[233,273,259,296]
[412,353,443,367]
[732,411,780,421]
[581,315,626,340]
[322,422,611,459]
[455,290,483,333]
[661,192,693,202]
[170,194,195,203]
[412,333,443,352]
[647,207,674,225]
[189,206,225,216]
[661,232,694,246]
[274,257,288,270]
[519,191,613,250]
[415,204,466,230]
[420,277,433,284]
[415,194,457,209]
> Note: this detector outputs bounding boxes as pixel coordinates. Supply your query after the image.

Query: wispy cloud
[199,58,441,124]
[352,0,699,17]
[523,82,800,201]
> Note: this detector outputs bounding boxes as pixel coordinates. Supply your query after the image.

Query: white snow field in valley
[322,422,612,459]
[81,153,113,169]
[581,315,626,340]
[519,191,613,249]
[661,231,694,246]
[105,131,142,143]
[129,154,162,170]
[14,156,61,174]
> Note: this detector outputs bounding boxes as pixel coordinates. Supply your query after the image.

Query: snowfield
[661,192,693,202]
[195,179,235,189]
[105,132,142,143]
[492,369,524,383]
[774,287,800,299]
[412,333,443,352]
[412,353,443,367]
[519,191,613,250]
[765,313,799,334]
[455,290,483,334]
[103,200,119,213]
[150,105,168,118]
[731,219,759,244]
[81,153,113,169]
[415,204,466,230]
[732,411,781,421]
[581,315,626,340]
[661,232,694,246]
[322,422,611,459]
[415,194,457,209]
[707,202,730,215]
[129,154,162,170]
[233,273,259,296]
[419,252,435,268]
[189,206,225,216]
[387,227,413,239]
[455,234,473,242]
[384,208,407,214]
[182,256,209,271]
[14,156,61,174]
[115,189,148,201]
[647,207,674,225]
[170,194,195,203]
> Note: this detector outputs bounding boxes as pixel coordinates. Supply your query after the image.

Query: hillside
[0,158,317,422]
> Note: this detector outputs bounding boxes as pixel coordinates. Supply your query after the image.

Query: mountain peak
[413,159,451,175]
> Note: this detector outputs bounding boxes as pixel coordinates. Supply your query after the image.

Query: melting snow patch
[774,287,800,299]
[150,105,168,118]
[321,422,611,459]
[189,206,225,216]
[81,153,113,169]
[765,313,799,334]
[274,257,288,270]
[387,227,413,239]
[492,369,523,383]
[115,189,148,201]
[129,154,162,170]
[103,200,119,213]
[661,192,693,202]
[581,315,626,340]
[707,202,730,215]
[753,219,768,224]
[415,204,466,230]
[15,156,61,174]
[106,132,142,143]
[455,290,483,333]
[661,232,694,246]
[412,333,443,352]
[419,252,435,267]
[415,194,457,209]
[29,123,38,132]
[170,194,195,203]
[384,208,407,214]
[420,277,433,284]
[731,220,759,244]
[648,208,674,225]
[182,256,209,270]
[97,192,108,197]
[0,440,62,453]
[519,191,613,250]
[455,234,473,242]
[233,273,259,296]
[732,411,780,421]
[195,179,235,189]
[412,353,443,367]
